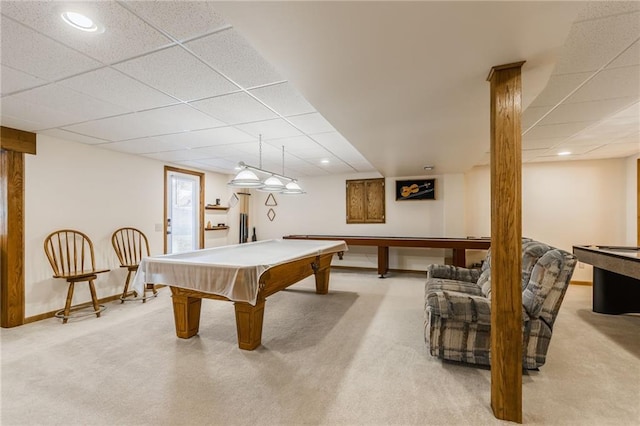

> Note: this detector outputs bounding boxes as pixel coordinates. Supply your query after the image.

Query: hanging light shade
[227,168,264,188]
[281,181,305,195]
[258,175,285,192]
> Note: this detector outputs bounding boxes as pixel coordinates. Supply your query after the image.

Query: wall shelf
[205,205,229,211]
[205,226,229,231]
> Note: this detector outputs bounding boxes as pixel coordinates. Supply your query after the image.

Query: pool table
[132,239,347,349]
[572,245,640,314]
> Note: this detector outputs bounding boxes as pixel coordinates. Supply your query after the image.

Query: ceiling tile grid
[0,15,102,82]
[120,0,230,42]
[2,2,635,175]
[57,67,179,111]
[113,46,238,102]
[185,28,285,89]
[1,1,174,64]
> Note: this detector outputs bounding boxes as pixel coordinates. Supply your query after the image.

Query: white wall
[249,172,467,271]
[465,158,629,281]
[24,135,232,317]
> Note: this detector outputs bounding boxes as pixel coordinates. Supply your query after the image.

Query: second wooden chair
[111,227,157,302]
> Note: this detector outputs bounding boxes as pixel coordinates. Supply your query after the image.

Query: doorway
[164,166,204,254]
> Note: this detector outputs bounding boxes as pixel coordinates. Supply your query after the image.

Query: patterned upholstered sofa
[424,239,577,369]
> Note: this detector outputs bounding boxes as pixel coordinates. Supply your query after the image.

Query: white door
[166,170,201,254]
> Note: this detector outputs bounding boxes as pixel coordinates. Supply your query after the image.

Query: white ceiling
[1,1,638,178]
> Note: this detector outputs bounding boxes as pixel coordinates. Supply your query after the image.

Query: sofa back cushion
[479,239,576,323]
[522,248,576,323]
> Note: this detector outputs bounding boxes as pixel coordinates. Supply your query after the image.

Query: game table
[283,235,491,277]
[132,239,347,350]
[573,245,640,314]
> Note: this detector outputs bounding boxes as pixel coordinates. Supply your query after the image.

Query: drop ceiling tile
[539,97,637,125]
[195,144,250,159]
[287,113,336,134]
[528,72,592,108]
[98,137,181,154]
[58,68,179,111]
[608,39,640,68]
[264,135,328,157]
[524,121,596,140]
[1,93,98,130]
[1,1,173,64]
[249,82,316,116]
[122,0,229,41]
[575,2,640,22]
[521,137,566,150]
[187,157,238,170]
[9,82,130,121]
[309,132,364,159]
[115,46,238,101]
[0,16,101,81]
[554,11,640,74]
[63,113,161,141]
[40,129,110,145]
[185,28,284,88]
[0,65,47,95]
[566,66,640,104]
[235,118,302,140]
[62,104,224,142]
[0,114,43,132]
[521,149,549,161]
[143,149,215,162]
[152,126,255,149]
[522,106,553,130]
[190,92,277,125]
[579,142,640,158]
[545,145,601,157]
[137,104,226,133]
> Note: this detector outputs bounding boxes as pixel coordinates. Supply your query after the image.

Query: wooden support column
[487,62,525,423]
[1,126,36,328]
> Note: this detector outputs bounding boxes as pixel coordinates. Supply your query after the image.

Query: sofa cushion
[425,278,483,296]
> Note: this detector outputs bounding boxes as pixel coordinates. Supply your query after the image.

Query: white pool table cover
[132,239,347,305]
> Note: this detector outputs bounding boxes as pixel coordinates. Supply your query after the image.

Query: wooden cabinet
[346,178,385,223]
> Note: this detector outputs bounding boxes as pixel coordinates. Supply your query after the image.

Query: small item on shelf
[207,221,212,229]
[215,198,220,205]
[218,223,225,227]
[252,227,257,242]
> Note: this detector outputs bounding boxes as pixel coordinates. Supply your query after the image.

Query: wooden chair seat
[112,227,157,302]
[44,230,110,324]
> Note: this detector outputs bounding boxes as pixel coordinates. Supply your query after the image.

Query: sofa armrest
[426,264,481,283]
[426,290,530,325]
[426,291,492,325]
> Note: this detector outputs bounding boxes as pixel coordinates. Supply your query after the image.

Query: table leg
[452,249,466,267]
[314,266,331,295]
[171,287,202,338]
[234,300,265,350]
[378,246,389,278]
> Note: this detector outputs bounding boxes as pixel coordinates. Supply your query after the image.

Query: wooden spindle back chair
[43,229,109,323]
[111,227,156,302]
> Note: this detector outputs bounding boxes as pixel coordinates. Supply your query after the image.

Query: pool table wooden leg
[171,287,202,338]
[234,300,265,350]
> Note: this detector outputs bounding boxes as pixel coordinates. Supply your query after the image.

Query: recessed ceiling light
[61,11,99,32]
[423,165,435,171]
[321,159,330,164]
[557,151,571,156]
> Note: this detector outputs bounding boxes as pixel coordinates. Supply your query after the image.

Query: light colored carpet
[1,271,639,425]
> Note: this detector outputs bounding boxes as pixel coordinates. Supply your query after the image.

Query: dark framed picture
[396,179,436,200]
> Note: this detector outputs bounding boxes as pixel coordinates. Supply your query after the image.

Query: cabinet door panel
[346,181,365,223]
[365,180,385,223]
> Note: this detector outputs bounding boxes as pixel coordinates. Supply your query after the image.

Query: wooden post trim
[1,126,36,155]
[1,127,36,328]
[487,61,525,423]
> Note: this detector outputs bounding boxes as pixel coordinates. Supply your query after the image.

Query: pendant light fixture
[227,136,304,194]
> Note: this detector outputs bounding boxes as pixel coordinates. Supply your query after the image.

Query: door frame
[163,166,205,254]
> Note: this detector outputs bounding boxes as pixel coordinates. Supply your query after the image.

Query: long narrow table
[132,239,347,350]
[572,245,640,314]
[283,235,491,277]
